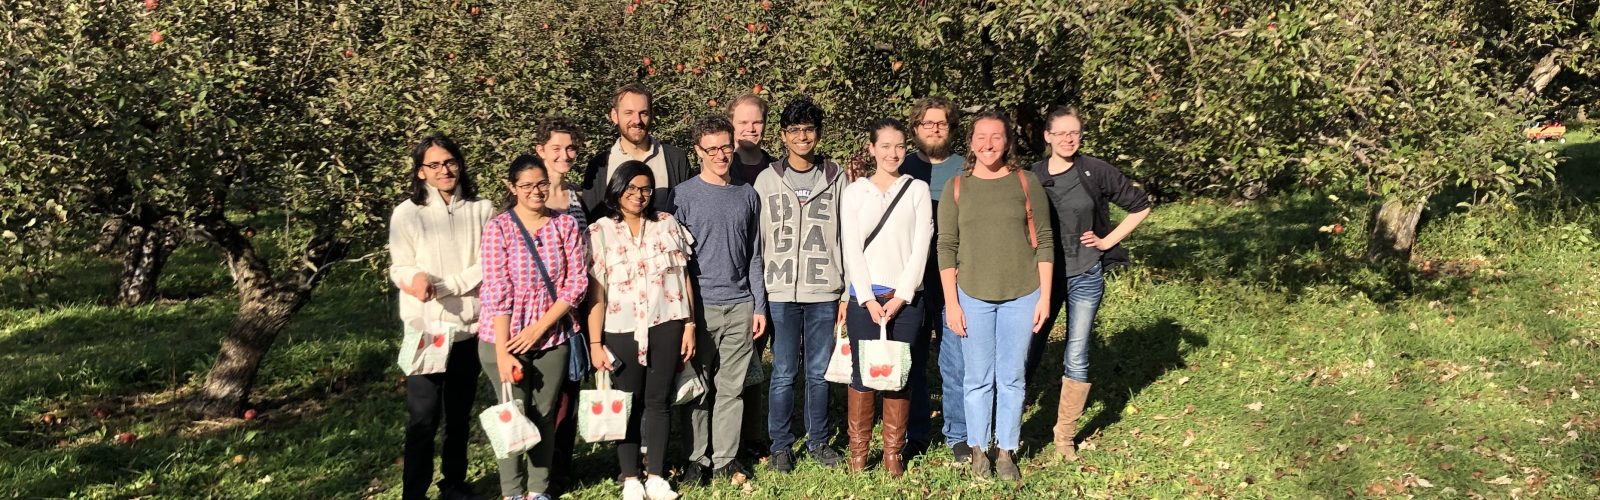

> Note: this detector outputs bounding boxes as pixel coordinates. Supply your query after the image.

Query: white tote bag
[478,382,542,459]
[673,362,707,405]
[578,371,632,443]
[858,320,912,391]
[397,301,457,376]
[824,323,854,384]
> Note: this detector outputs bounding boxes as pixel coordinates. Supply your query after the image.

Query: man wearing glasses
[580,82,694,218]
[672,115,768,485]
[751,96,849,473]
[898,96,968,463]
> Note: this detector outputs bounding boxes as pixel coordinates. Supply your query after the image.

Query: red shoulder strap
[1019,172,1038,249]
[953,176,961,204]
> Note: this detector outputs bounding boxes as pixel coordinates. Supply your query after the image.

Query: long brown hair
[963,107,1023,173]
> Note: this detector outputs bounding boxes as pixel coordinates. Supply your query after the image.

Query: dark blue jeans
[767,301,838,452]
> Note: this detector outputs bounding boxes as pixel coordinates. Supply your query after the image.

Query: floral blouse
[588,212,694,366]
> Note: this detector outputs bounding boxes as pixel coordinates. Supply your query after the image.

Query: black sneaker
[951,442,973,463]
[678,463,709,487]
[437,482,479,500]
[714,460,755,482]
[810,446,844,467]
[769,448,795,473]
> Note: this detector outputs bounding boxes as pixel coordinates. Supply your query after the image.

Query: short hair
[689,115,735,146]
[779,96,824,131]
[1045,105,1082,129]
[909,96,959,128]
[603,161,659,221]
[725,94,769,119]
[963,107,1023,172]
[535,116,585,146]
[611,82,653,110]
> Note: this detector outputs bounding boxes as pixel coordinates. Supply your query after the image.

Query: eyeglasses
[421,159,461,171]
[698,145,734,158]
[1045,130,1083,139]
[916,121,950,131]
[782,125,818,135]
[623,185,653,197]
[513,181,551,193]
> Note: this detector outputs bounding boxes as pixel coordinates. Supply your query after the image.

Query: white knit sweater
[388,185,497,340]
[839,175,935,306]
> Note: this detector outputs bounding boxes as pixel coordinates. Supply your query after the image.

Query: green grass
[4,133,1599,498]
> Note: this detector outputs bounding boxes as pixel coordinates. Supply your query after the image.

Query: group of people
[388,83,1152,500]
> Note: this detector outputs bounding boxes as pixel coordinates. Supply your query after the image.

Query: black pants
[403,338,481,500]
[607,320,684,479]
[548,378,580,493]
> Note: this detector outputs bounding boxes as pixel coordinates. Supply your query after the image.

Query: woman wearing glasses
[478,154,590,500]
[388,134,495,500]
[838,118,933,477]
[586,161,697,500]
[1026,105,1150,462]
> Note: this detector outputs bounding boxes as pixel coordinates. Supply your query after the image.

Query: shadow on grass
[1018,317,1206,460]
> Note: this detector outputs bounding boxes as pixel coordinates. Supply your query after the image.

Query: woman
[536,116,590,229]
[389,134,495,500]
[936,109,1054,483]
[1027,105,1150,462]
[587,161,697,500]
[478,154,589,500]
[839,119,934,477]
[532,116,589,496]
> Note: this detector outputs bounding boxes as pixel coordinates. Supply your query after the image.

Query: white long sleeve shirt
[388,185,497,340]
[839,175,935,306]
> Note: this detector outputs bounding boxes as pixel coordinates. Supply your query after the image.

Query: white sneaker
[622,478,646,500]
[643,475,679,500]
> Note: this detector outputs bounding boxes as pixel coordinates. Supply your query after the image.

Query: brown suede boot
[1054,378,1092,461]
[846,388,875,472]
[880,390,910,478]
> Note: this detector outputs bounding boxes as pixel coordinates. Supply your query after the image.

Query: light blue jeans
[1061,262,1106,382]
[957,286,1040,452]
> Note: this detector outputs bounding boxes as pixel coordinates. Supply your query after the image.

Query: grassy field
[3,132,1598,498]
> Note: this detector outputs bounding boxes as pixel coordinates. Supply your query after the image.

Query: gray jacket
[752,158,849,303]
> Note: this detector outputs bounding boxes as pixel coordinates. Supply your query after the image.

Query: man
[726,93,776,460]
[728,94,776,186]
[580,82,694,217]
[674,115,768,484]
[899,96,969,463]
[753,96,849,473]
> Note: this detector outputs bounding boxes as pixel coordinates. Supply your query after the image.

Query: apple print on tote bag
[478,382,542,459]
[396,301,456,376]
[578,370,632,443]
[858,320,911,391]
[824,323,854,384]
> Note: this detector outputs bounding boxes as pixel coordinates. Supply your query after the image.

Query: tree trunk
[187,287,308,418]
[116,221,180,306]
[1366,197,1426,260]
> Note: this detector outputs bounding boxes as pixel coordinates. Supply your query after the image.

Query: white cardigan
[388,185,497,340]
[839,175,935,306]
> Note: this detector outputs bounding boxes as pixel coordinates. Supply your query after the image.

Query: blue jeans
[937,304,966,447]
[958,286,1040,452]
[767,301,838,452]
[1060,263,1106,382]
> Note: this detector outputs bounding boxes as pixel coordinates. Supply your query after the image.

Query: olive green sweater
[935,169,1055,302]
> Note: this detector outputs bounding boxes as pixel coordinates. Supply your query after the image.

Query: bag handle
[498,382,515,404]
[878,319,888,341]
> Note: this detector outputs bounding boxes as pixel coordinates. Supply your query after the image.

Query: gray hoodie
[752,157,849,303]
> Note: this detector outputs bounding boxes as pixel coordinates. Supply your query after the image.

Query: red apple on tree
[642,56,652,66]
[242,409,258,421]
[144,0,158,12]
[116,432,138,445]
[892,60,904,72]
[762,0,772,11]
[149,30,164,44]
[469,6,480,17]
[752,83,764,94]
[746,23,756,33]
[674,62,684,72]
[1332,223,1344,234]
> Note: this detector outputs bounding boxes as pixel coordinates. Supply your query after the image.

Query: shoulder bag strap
[862,182,912,250]
[1018,172,1038,249]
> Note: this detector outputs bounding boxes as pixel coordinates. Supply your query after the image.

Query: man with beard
[580,82,694,218]
[898,96,968,463]
[674,115,768,485]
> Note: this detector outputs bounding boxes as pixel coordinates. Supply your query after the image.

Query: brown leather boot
[880,390,910,478]
[1054,378,1092,461]
[846,387,875,472]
